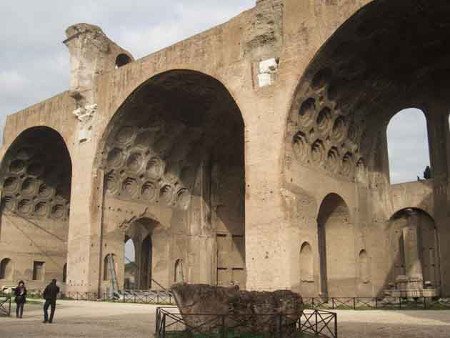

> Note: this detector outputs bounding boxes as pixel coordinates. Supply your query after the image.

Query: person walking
[42,279,60,323]
[14,280,27,318]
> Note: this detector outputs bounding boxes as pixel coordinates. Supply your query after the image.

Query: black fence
[303,296,450,310]
[0,293,12,317]
[59,292,450,311]
[63,290,175,304]
[155,307,337,338]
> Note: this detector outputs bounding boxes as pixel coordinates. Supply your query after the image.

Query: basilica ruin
[0,0,449,299]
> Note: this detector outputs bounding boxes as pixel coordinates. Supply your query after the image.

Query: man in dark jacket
[42,279,60,323]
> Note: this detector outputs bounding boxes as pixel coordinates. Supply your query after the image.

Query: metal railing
[0,293,12,317]
[49,291,450,311]
[63,290,175,304]
[303,296,450,310]
[300,308,338,337]
[155,307,337,338]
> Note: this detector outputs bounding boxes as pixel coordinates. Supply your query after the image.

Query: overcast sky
[387,108,431,184]
[0,0,254,130]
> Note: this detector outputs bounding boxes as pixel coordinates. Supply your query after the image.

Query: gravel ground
[337,309,450,338]
[0,300,158,337]
[1,300,450,337]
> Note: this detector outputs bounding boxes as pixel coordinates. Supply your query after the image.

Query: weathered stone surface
[171,284,303,334]
[0,0,450,300]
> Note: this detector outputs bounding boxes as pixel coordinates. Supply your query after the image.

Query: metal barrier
[155,307,337,338]
[59,292,450,311]
[64,290,175,304]
[0,293,12,317]
[110,290,174,304]
[300,309,338,338]
[303,296,450,310]
[64,292,98,301]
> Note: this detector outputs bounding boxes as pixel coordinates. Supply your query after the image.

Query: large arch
[0,126,72,288]
[97,70,246,291]
[285,0,450,185]
[388,208,440,294]
[283,0,450,297]
[317,193,356,297]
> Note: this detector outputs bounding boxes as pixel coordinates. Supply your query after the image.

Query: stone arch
[174,259,185,283]
[97,70,246,289]
[299,242,313,283]
[122,217,160,290]
[388,208,440,293]
[0,258,13,280]
[0,126,72,287]
[103,253,117,281]
[358,249,370,284]
[284,0,450,186]
[317,193,356,297]
[0,127,72,220]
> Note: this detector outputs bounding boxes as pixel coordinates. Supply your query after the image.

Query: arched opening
[0,258,12,280]
[285,0,450,187]
[174,259,184,283]
[62,263,67,283]
[387,108,430,184]
[299,242,313,283]
[0,127,71,286]
[115,53,131,68]
[388,208,440,296]
[103,253,117,281]
[141,234,152,290]
[122,218,157,290]
[124,238,136,290]
[98,70,245,290]
[358,250,370,284]
[317,194,355,297]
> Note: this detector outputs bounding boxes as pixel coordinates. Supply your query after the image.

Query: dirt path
[0,300,158,337]
[337,309,450,338]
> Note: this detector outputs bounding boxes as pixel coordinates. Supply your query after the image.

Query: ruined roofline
[64,22,134,64]
[4,90,72,122]
[64,23,105,44]
[1,90,75,147]
[127,6,257,64]
[64,5,256,81]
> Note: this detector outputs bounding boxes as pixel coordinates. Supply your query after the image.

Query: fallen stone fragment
[171,283,303,335]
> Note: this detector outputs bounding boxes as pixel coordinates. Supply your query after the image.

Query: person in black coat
[14,280,27,318]
[42,279,60,323]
